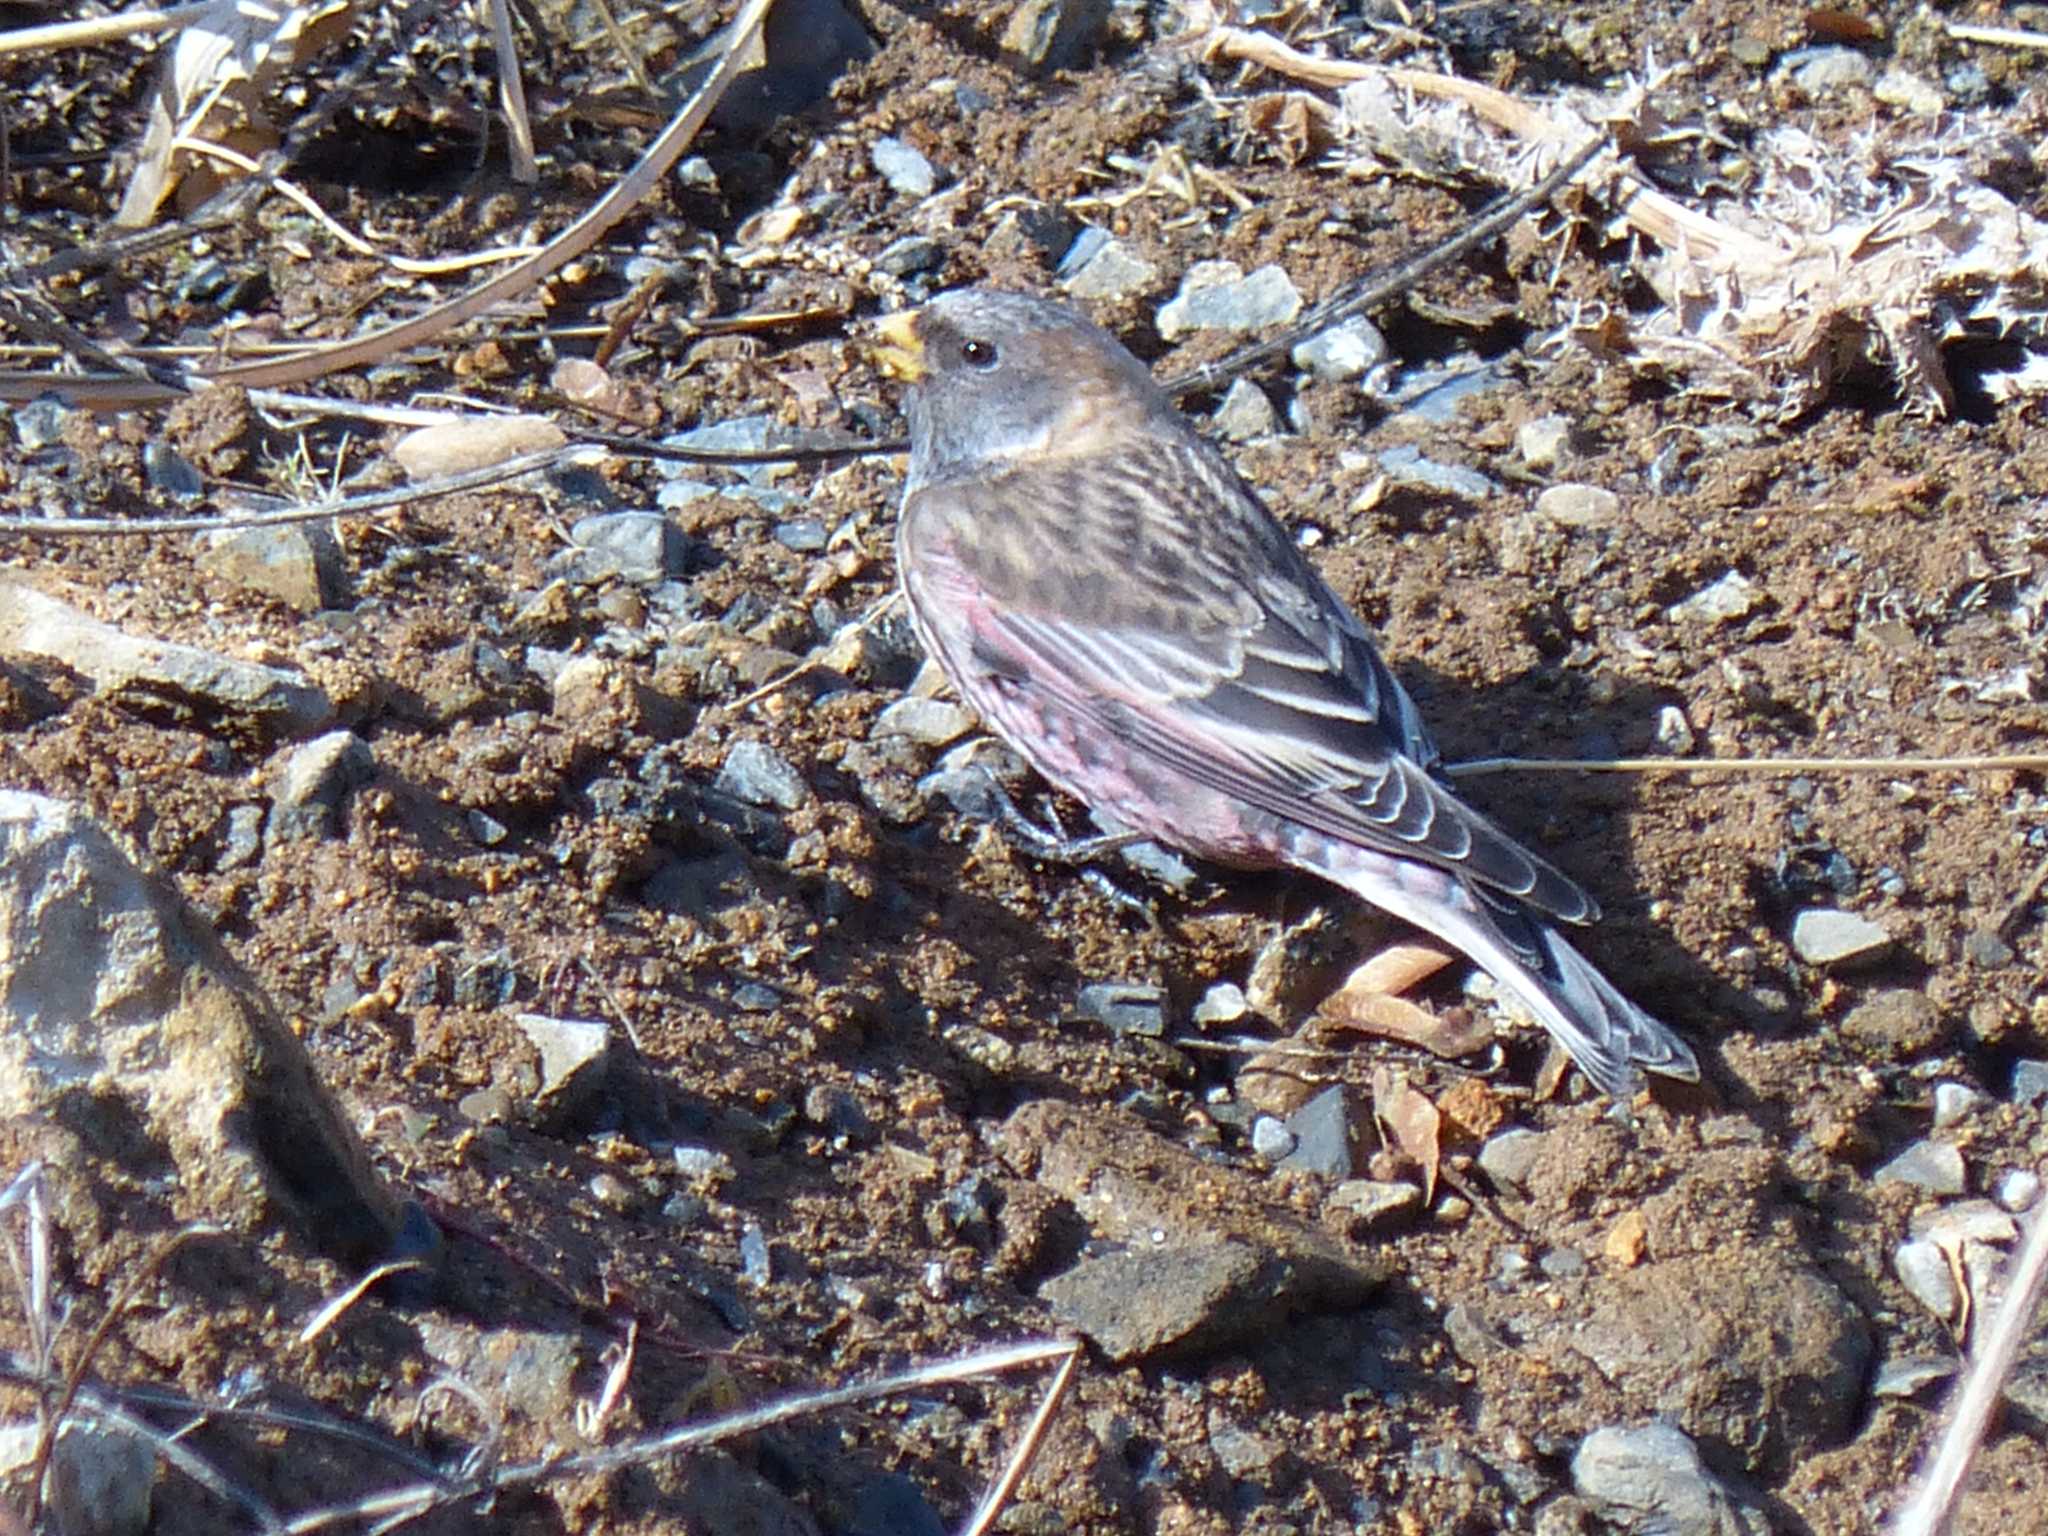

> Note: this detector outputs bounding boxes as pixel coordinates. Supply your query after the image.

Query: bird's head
[870,288,1176,490]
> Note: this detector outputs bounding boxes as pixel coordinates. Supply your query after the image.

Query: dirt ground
[2,1,2046,1532]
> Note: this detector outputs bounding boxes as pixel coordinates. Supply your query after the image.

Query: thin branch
[1447,753,2048,778]
[1892,1188,2048,1536]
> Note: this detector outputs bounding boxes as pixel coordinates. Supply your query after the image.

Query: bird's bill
[869,310,926,381]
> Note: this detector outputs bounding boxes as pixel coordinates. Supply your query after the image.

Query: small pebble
[1930,1082,1983,1129]
[1668,570,1761,625]
[1251,1116,1298,1161]
[2012,1060,2048,1107]
[1893,1238,1958,1321]
[773,519,829,552]
[871,137,936,197]
[1212,378,1280,442]
[1654,705,1696,756]
[1516,414,1574,470]
[1192,981,1248,1026]
[716,739,808,811]
[1873,1139,1966,1197]
[1871,1355,1958,1399]
[1790,907,1892,967]
[873,695,975,746]
[1995,1168,2041,1213]
[1787,46,1875,94]
[1534,483,1620,529]
[1156,261,1303,340]
[1076,981,1166,1038]
[1291,317,1385,382]
[1056,230,1157,301]
[739,1223,773,1287]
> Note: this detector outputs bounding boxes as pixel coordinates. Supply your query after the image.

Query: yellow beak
[870,310,926,381]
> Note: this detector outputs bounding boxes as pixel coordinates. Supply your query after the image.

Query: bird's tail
[1307,844,1700,1097]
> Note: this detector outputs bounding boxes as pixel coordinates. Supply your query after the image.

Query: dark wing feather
[908,434,1597,925]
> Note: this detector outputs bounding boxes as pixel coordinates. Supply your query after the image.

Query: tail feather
[1312,846,1699,1097]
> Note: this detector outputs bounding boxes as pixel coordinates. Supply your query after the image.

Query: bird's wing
[904,440,1598,925]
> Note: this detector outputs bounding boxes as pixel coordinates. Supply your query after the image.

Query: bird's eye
[959,338,999,370]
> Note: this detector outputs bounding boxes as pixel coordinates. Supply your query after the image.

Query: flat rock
[994,1101,1383,1361]
[0,579,331,737]
[999,0,1109,74]
[196,524,345,612]
[1873,1138,1966,1196]
[1668,570,1761,625]
[0,792,408,1268]
[1791,907,1892,967]
[267,729,376,843]
[1212,378,1280,441]
[872,696,975,747]
[514,1013,612,1130]
[1156,261,1302,341]
[1573,1423,1766,1536]
[717,739,809,812]
[392,413,566,479]
[1057,230,1156,301]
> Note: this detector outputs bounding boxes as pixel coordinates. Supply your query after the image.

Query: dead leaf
[1244,91,1340,167]
[1332,941,1454,999]
[1370,1066,1441,1205]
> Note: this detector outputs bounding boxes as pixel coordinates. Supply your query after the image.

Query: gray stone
[1873,1139,1967,1196]
[1516,414,1574,470]
[1041,1240,1265,1361]
[1540,1246,1589,1280]
[1057,231,1157,301]
[1996,1168,2042,1212]
[1655,705,1696,755]
[564,511,679,584]
[0,578,332,737]
[1291,317,1385,382]
[740,1222,772,1286]
[1668,570,1761,625]
[1279,1084,1354,1178]
[1327,1178,1423,1230]
[673,1145,735,1182]
[1893,1238,1959,1321]
[1250,1115,1297,1161]
[716,739,808,811]
[514,1013,611,1128]
[1076,981,1166,1038]
[216,803,265,870]
[772,517,829,553]
[1192,981,1248,1026]
[1209,1420,1282,1478]
[13,395,72,450]
[196,524,345,611]
[871,136,936,197]
[1000,0,1109,74]
[1535,483,1621,528]
[1871,1355,1958,1399]
[1478,1128,1547,1190]
[1788,46,1875,94]
[1376,444,1498,499]
[267,730,375,844]
[0,1418,155,1536]
[1790,907,1892,967]
[1572,1423,1764,1536]
[144,441,204,502]
[1932,1082,1985,1128]
[1157,261,1303,340]
[0,792,407,1266]
[1212,378,1280,441]
[1874,68,1944,114]
[873,236,944,278]
[2015,1059,2048,1107]
[1962,927,2016,968]
[872,695,975,747]
[1840,989,1945,1053]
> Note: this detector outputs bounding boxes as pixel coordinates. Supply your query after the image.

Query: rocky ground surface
[2,1,2047,1532]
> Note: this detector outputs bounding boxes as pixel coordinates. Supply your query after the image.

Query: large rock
[0,792,408,1268]
[0,579,331,736]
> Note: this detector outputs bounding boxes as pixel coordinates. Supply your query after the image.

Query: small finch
[872,289,1699,1097]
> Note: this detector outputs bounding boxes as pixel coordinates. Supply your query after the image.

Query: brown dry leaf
[551,358,661,428]
[1603,1209,1648,1267]
[1243,91,1340,167]
[1369,1066,1441,1205]
[1322,988,1496,1064]
[1333,941,1454,1000]
[117,0,355,228]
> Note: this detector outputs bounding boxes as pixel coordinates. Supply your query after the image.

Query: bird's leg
[982,773,1143,864]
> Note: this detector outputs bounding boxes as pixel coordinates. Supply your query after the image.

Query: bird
[869,288,1699,1098]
